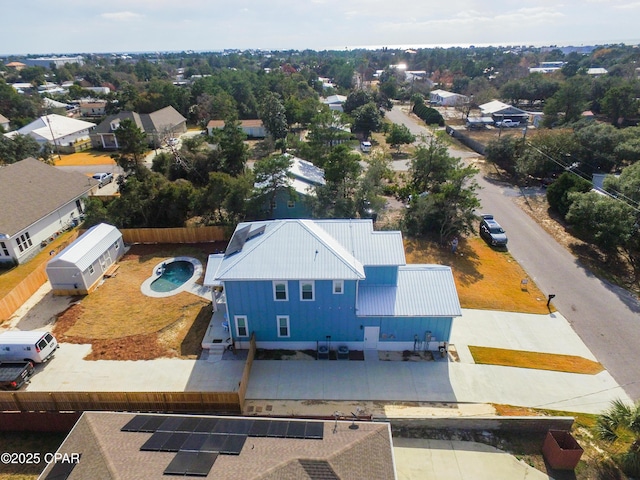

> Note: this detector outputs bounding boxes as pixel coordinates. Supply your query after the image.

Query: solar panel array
[121,415,324,477]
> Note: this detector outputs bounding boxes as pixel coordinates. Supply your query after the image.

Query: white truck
[495,119,521,128]
[0,331,58,363]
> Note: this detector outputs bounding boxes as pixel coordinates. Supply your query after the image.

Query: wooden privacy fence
[121,226,229,245]
[0,391,241,414]
[0,262,48,321]
[237,333,257,409]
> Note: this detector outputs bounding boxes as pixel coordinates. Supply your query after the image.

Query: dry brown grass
[469,346,604,374]
[52,243,219,360]
[0,229,79,299]
[404,236,549,314]
[53,150,116,166]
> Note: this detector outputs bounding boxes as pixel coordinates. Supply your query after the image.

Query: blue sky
[3,0,640,55]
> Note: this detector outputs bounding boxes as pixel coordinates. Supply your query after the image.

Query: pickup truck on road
[0,361,34,390]
[495,119,521,128]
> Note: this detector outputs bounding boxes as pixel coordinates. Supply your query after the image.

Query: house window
[287,200,295,208]
[16,232,32,253]
[0,242,8,257]
[235,316,248,337]
[88,264,94,275]
[300,281,314,301]
[333,280,344,295]
[277,316,290,338]
[270,200,277,210]
[273,281,288,301]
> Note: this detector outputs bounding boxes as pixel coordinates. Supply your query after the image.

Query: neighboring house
[529,61,565,74]
[0,114,9,132]
[23,56,84,68]
[322,94,347,112]
[4,61,26,71]
[3,114,94,153]
[38,411,395,480]
[204,219,461,352]
[206,119,266,138]
[46,223,124,295]
[91,106,187,149]
[256,154,325,219]
[78,100,107,117]
[0,158,97,266]
[479,100,529,124]
[429,89,469,107]
[587,67,608,77]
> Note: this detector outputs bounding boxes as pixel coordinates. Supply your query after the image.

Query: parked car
[0,361,34,390]
[359,199,377,223]
[0,331,58,363]
[479,214,508,247]
[167,137,179,146]
[360,141,371,153]
[494,119,521,128]
[92,172,113,188]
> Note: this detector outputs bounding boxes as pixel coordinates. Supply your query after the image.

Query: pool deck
[140,256,203,298]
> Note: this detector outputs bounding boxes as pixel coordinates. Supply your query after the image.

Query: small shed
[46,223,125,295]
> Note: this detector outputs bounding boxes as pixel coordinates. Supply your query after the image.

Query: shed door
[363,327,379,350]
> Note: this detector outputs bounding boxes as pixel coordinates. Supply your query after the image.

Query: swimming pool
[150,260,195,293]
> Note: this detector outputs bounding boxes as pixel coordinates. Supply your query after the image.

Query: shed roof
[0,158,97,237]
[47,223,121,271]
[357,265,461,317]
[479,100,528,116]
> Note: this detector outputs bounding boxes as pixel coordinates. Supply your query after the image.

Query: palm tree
[595,399,640,476]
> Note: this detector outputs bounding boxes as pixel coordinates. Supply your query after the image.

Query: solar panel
[194,418,219,433]
[267,420,289,438]
[225,225,251,256]
[180,433,209,452]
[187,452,218,476]
[286,421,307,439]
[140,431,173,451]
[121,415,149,432]
[246,225,266,241]
[221,435,246,455]
[160,432,190,452]
[304,422,324,440]
[164,451,196,476]
[232,419,254,435]
[199,434,227,453]
[177,416,202,432]
[212,418,236,434]
[157,416,184,432]
[44,454,80,480]
[139,415,168,432]
[248,419,271,437]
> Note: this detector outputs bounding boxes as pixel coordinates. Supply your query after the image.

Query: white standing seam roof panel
[203,254,224,286]
[48,223,121,271]
[314,220,406,266]
[210,220,365,282]
[356,265,461,317]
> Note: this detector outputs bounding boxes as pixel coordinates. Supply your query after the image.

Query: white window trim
[333,280,344,295]
[287,200,295,208]
[300,281,315,301]
[235,315,249,337]
[272,281,288,301]
[277,315,290,338]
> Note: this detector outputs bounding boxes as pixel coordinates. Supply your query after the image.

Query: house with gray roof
[90,106,187,149]
[204,219,461,353]
[0,158,96,266]
[479,100,530,124]
[38,411,396,480]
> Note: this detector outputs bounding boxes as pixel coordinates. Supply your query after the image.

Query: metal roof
[356,265,461,317]
[314,220,406,266]
[206,220,366,282]
[48,223,121,271]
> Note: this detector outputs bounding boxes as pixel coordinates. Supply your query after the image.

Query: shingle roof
[357,265,462,317]
[37,412,396,480]
[93,106,185,135]
[0,158,96,237]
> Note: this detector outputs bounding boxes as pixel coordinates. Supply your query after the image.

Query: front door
[363,326,379,350]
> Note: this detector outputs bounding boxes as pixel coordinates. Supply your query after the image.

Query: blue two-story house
[203,219,461,352]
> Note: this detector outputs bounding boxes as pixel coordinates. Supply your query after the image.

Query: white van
[0,331,58,363]
[360,141,372,153]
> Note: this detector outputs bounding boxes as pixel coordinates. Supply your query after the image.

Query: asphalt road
[389,105,640,401]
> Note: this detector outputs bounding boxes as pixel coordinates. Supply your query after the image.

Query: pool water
[150,260,195,292]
